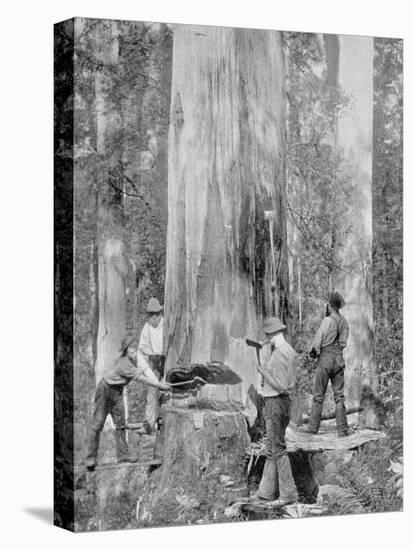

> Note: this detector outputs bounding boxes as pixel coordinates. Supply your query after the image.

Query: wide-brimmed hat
[263,317,286,334]
[329,292,345,310]
[146,297,163,313]
[119,334,138,353]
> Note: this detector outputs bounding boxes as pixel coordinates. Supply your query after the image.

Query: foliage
[372,38,403,420]
[283,32,353,355]
[319,484,365,516]
[342,439,402,513]
[282,35,403,518]
[72,20,172,528]
[315,433,403,516]
[284,33,403,432]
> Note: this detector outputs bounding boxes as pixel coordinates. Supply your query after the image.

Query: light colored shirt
[104,356,146,386]
[261,340,297,398]
[137,318,164,370]
[311,312,349,354]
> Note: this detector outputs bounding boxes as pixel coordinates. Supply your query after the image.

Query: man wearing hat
[137,297,165,432]
[307,291,350,437]
[254,317,298,505]
[85,334,170,469]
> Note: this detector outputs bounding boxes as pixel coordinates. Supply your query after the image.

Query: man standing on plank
[85,334,170,470]
[137,298,165,433]
[307,291,350,437]
[254,317,298,505]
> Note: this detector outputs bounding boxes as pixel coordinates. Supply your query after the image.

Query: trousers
[313,347,345,406]
[144,355,165,430]
[263,394,291,460]
[86,379,128,461]
[145,370,160,430]
[308,345,348,435]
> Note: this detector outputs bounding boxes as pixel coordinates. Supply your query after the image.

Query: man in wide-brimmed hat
[307,291,349,437]
[253,317,298,505]
[85,334,170,469]
[137,297,165,432]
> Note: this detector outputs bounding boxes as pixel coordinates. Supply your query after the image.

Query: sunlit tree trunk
[91,21,129,463]
[140,24,288,526]
[165,24,288,417]
[336,36,376,402]
[93,22,126,384]
[323,34,340,292]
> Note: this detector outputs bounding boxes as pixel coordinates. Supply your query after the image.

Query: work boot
[271,454,298,506]
[85,428,100,469]
[253,459,278,500]
[307,401,323,434]
[114,428,129,462]
[336,403,349,437]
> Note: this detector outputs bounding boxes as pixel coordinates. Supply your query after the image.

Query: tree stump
[137,406,250,526]
[289,451,319,503]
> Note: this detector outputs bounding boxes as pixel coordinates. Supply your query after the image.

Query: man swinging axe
[251,317,298,505]
[85,334,170,470]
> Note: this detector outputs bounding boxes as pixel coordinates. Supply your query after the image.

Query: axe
[245,338,270,367]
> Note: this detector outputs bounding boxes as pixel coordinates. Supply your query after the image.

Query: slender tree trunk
[337,36,376,402]
[140,25,288,526]
[92,21,129,463]
[93,22,126,384]
[297,256,302,330]
[323,34,340,292]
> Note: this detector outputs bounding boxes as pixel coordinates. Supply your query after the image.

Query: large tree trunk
[336,36,376,403]
[165,25,288,419]
[139,25,288,526]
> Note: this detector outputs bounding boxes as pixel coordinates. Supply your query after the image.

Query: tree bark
[165,25,288,420]
[93,21,126,382]
[323,34,340,292]
[140,25,288,525]
[336,36,376,403]
[92,21,128,463]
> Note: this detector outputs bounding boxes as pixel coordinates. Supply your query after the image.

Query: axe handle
[169,376,207,387]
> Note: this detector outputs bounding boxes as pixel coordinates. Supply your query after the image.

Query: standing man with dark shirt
[85,334,170,469]
[254,317,298,505]
[307,292,350,437]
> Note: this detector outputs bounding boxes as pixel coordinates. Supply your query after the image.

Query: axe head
[245,337,263,350]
